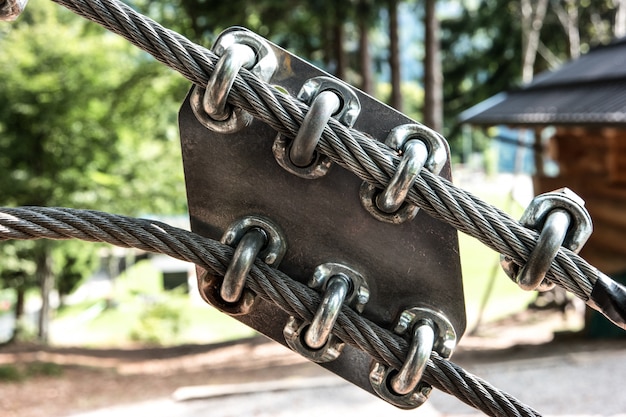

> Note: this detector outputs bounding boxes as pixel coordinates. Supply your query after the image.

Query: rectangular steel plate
[179,35,465,396]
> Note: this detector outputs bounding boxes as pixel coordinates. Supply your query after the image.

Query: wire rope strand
[0,206,541,416]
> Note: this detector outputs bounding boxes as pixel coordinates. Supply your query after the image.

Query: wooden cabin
[460,38,626,280]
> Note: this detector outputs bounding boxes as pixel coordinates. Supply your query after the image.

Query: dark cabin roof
[459,37,626,126]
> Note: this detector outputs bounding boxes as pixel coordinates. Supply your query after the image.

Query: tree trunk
[359,18,374,95]
[8,284,26,343]
[320,18,333,70]
[616,0,626,38]
[423,0,443,132]
[521,0,549,84]
[388,0,402,111]
[36,246,54,344]
[333,23,347,80]
[552,0,580,59]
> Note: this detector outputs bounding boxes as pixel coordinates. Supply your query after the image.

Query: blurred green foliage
[0,1,188,214]
[0,0,189,341]
[0,362,63,382]
[129,295,185,346]
[0,364,23,382]
[25,361,64,377]
[52,261,256,347]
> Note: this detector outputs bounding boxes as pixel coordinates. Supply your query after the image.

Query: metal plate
[179,28,465,398]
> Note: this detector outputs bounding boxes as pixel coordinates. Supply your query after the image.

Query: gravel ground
[3,310,626,417]
[63,338,626,417]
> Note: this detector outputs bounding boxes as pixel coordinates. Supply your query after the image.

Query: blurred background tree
[0,242,38,342]
[441,0,626,160]
[0,0,188,342]
[136,0,626,156]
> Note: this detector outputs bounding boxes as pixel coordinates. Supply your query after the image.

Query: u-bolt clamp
[360,124,448,224]
[0,0,27,21]
[191,29,277,133]
[501,187,593,291]
[370,307,456,409]
[199,215,286,315]
[284,262,369,363]
[273,76,361,179]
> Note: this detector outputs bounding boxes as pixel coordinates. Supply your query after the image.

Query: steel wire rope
[0,206,540,417]
[47,0,607,310]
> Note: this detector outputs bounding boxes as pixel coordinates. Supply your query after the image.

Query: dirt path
[0,336,323,417]
[1,310,624,417]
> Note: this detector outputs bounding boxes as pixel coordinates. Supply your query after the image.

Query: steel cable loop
[0,206,540,417]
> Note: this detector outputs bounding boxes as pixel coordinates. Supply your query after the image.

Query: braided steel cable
[47,0,607,308]
[0,206,540,417]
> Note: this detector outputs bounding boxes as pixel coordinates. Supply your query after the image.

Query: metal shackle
[283,263,369,363]
[500,187,593,291]
[516,209,570,291]
[198,215,286,316]
[289,90,341,167]
[303,273,351,349]
[273,76,361,179]
[360,124,448,224]
[376,139,428,214]
[0,0,28,21]
[390,319,435,395]
[221,227,267,303]
[191,29,277,133]
[369,307,456,409]
[203,43,256,122]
